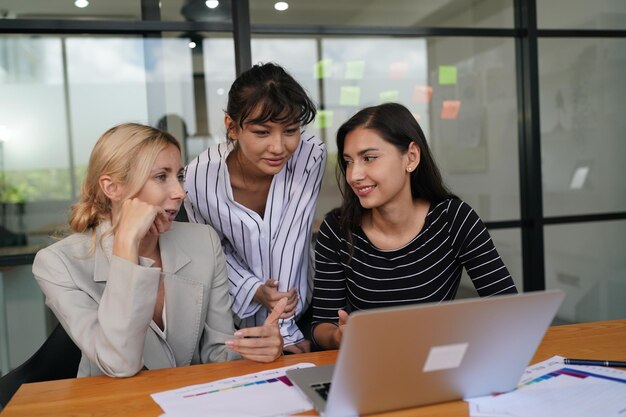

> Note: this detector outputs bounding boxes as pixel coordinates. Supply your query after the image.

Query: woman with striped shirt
[185,63,326,353]
[311,103,517,350]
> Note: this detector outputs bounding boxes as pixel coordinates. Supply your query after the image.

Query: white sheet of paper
[152,363,315,417]
[467,355,626,417]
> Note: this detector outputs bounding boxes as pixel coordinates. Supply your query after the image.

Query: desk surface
[0,244,42,267]
[3,318,626,417]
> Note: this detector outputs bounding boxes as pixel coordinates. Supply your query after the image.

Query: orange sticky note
[440,100,461,120]
[412,85,433,103]
[389,62,408,80]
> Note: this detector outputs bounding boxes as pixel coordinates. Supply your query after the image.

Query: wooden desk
[3,319,626,417]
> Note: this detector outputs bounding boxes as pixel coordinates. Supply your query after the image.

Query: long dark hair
[336,102,456,250]
[226,62,316,135]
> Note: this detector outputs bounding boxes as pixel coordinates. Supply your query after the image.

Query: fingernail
[234,331,243,337]
[225,340,234,346]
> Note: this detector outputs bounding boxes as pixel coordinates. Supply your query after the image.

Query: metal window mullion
[232,0,252,75]
[514,0,545,292]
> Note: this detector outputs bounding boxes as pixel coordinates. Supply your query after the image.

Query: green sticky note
[339,86,361,106]
[345,60,365,80]
[379,90,399,103]
[314,59,333,79]
[439,65,457,85]
[314,110,334,129]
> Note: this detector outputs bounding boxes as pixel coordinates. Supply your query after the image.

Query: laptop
[287,290,564,417]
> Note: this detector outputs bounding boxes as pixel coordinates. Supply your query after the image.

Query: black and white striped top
[184,134,326,345]
[312,198,517,325]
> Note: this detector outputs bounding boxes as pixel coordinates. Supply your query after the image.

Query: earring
[407,166,413,172]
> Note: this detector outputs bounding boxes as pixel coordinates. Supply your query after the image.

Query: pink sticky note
[412,85,433,103]
[440,100,461,120]
[389,62,408,80]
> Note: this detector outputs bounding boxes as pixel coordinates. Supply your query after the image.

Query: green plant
[0,173,27,203]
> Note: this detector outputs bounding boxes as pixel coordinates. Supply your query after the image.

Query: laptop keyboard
[311,382,332,400]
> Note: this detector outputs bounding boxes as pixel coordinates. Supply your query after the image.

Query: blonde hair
[69,123,181,234]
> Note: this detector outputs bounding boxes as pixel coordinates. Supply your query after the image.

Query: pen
[563,358,626,367]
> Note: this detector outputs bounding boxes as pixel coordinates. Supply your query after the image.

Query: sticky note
[314,59,333,79]
[439,66,457,85]
[389,62,408,80]
[412,85,433,103]
[339,86,361,106]
[440,100,461,120]
[314,110,334,129]
[379,90,399,103]
[345,60,365,80]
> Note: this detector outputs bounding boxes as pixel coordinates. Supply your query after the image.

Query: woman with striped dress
[185,63,326,353]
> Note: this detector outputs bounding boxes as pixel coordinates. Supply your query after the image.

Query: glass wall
[251,36,520,224]
[545,221,626,322]
[539,38,626,217]
[0,33,235,245]
[537,0,626,29]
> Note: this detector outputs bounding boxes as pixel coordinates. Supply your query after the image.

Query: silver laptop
[287,290,564,417]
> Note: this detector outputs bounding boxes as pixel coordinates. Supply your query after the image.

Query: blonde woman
[33,123,284,378]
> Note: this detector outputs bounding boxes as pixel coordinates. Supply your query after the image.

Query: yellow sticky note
[439,66,457,85]
[379,90,399,103]
[440,100,461,120]
[340,86,361,106]
[345,60,365,80]
[389,62,408,80]
[412,85,433,103]
[314,59,333,79]
[314,110,334,129]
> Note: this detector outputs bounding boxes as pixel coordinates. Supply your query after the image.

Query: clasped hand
[254,279,298,319]
[225,297,287,362]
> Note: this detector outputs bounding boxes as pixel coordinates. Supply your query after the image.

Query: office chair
[0,323,81,409]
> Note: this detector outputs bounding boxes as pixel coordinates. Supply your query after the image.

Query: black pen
[564,358,626,367]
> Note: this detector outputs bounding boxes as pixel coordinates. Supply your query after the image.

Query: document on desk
[467,355,626,417]
[151,362,315,417]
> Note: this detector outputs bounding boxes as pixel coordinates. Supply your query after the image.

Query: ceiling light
[188,41,197,49]
[274,2,289,11]
[74,0,89,8]
[205,0,219,9]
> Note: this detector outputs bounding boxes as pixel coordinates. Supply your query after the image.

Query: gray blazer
[33,221,240,377]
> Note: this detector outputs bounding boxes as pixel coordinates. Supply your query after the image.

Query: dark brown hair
[336,103,456,252]
[226,62,316,132]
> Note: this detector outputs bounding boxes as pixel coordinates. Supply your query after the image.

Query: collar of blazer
[93,221,191,283]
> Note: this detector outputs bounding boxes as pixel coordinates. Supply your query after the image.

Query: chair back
[0,323,81,408]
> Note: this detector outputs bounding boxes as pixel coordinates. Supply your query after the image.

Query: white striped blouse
[184,134,326,345]
[312,198,517,326]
